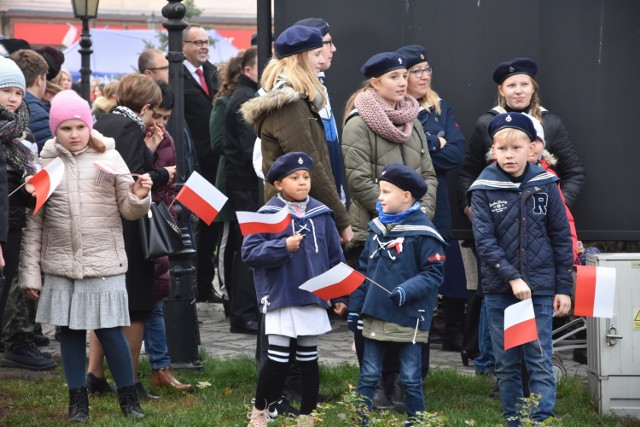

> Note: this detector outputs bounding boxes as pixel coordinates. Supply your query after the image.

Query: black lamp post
[161,0,201,368]
[71,0,99,102]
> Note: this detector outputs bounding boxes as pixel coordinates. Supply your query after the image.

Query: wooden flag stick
[364,276,392,294]
[8,181,27,197]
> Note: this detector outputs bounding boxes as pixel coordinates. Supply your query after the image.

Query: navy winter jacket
[241,196,345,313]
[469,163,573,296]
[349,211,446,331]
[25,92,52,153]
[417,99,465,239]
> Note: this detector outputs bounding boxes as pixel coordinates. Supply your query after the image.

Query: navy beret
[267,152,314,184]
[275,26,323,59]
[294,18,330,36]
[395,44,429,69]
[493,57,538,84]
[379,163,427,201]
[361,52,407,79]
[488,113,537,142]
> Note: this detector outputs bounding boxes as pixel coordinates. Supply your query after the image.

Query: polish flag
[29,157,65,215]
[299,262,365,301]
[175,171,228,225]
[504,298,538,350]
[574,265,616,318]
[236,209,291,236]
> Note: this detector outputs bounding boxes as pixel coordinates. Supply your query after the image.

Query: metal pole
[161,0,201,368]
[256,0,272,77]
[78,18,92,102]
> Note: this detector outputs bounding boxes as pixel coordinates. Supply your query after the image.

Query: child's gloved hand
[388,287,406,307]
[347,313,363,333]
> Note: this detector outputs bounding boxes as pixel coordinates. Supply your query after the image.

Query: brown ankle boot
[151,366,194,392]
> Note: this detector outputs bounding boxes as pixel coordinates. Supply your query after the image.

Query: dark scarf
[0,102,36,175]
[112,105,145,131]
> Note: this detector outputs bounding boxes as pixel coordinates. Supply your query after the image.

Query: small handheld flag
[574,265,616,318]
[175,171,228,225]
[299,262,365,300]
[236,210,291,236]
[29,157,65,215]
[504,298,538,350]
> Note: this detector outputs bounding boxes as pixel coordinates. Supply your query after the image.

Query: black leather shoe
[30,333,50,347]
[135,382,160,400]
[197,292,223,303]
[86,373,113,395]
[0,342,56,371]
[229,320,258,334]
[117,385,145,418]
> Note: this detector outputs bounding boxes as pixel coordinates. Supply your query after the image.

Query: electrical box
[586,253,640,419]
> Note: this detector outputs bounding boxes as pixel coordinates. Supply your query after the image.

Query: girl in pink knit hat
[19,89,153,421]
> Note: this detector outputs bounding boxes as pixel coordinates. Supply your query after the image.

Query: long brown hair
[88,134,106,153]
[215,50,246,100]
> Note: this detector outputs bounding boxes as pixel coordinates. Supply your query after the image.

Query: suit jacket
[183,61,219,183]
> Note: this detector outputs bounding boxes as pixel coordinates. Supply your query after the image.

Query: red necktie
[195,68,210,96]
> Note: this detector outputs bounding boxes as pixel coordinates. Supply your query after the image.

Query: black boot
[68,387,89,422]
[384,372,405,413]
[371,379,393,410]
[86,373,113,395]
[135,381,159,400]
[117,385,145,418]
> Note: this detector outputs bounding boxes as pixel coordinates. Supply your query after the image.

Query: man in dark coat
[181,24,221,302]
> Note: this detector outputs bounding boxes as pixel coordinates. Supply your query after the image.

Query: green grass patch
[0,356,634,426]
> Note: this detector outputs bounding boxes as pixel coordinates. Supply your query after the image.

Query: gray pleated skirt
[36,274,130,330]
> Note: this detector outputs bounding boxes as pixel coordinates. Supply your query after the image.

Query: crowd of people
[0,14,585,427]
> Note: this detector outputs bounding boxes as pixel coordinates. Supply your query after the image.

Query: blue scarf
[375,201,421,224]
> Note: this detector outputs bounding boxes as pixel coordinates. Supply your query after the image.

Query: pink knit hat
[49,90,93,135]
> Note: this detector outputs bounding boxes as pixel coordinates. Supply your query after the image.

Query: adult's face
[406,61,431,99]
[498,74,535,110]
[306,48,326,74]
[183,27,209,67]
[371,68,408,107]
[320,32,336,71]
[145,53,169,83]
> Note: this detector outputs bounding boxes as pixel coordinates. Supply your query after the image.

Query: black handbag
[139,202,183,260]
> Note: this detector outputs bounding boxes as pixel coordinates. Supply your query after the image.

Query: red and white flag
[236,209,291,236]
[29,157,65,215]
[175,171,228,225]
[299,262,365,301]
[504,298,538,350]
[574,265,616,318]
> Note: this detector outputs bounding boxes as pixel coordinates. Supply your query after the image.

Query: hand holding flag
[28,157,65,215]
[175,171,228,225]
[574,265,616,318]
[504,298,538,350]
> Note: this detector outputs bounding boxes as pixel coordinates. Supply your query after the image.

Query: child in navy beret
[488,112,537,142]
[493,57,538,84]
[360,52,407,79]
[274,25,323,59]
[348,162,445,425]
[243,151,345,426]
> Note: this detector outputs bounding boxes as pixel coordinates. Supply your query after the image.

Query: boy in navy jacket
[348,163,445,426]
[242,152,344,427]
[468,113,573,426]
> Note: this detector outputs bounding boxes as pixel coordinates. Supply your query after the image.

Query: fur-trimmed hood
[240,86,302,135]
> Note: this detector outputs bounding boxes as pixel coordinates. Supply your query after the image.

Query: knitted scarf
[0,102,36,175]
[354,88,419,144]
[112,105,145,131]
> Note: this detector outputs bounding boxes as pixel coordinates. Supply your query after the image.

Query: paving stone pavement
[25,301,586,382]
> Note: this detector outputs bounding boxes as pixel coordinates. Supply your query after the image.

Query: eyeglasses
[151,109,171,122]
[184,39,210,47]
[322,39,334,47]
[409,66,433,78]
[147,66,169,72]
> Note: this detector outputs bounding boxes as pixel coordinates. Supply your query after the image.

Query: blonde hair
[496,76,542,122]
[416,87,442,116]
[343,80,372,125]
[88,135,106,153]
[261,52,326,107]
[492,128,532,144]
[51,69,72,87]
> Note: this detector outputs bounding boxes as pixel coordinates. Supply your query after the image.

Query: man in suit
[182,24,221,302]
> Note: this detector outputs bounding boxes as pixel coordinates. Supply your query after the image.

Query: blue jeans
[474,297,495,375]
[357,338,424,423]
[143,299,171,370]
[485,294,556,426]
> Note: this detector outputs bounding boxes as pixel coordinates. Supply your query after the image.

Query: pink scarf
[354,88,419,144]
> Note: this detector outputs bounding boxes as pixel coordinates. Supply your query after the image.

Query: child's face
[378,180,412,214]
[0,87,24,112]
[492,131,533,177]
[56,119,90,152]
[528,140,544,163]
[274,169,311,202]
